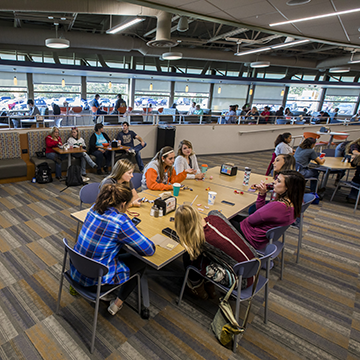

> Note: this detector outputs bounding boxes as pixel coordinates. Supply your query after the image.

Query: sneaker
[56,176,64,181]
[108,299,123,315]
[128,149,136,155]
[186,280,208,300]
[101,293,116,302]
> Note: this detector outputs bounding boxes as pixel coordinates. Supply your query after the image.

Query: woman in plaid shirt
[70,183,155,315]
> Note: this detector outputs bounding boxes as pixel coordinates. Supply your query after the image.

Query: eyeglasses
[71,127,78,130]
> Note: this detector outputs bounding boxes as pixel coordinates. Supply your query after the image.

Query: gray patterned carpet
[0,150,359,359]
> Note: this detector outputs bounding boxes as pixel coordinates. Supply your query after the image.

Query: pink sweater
[240,193,295,250]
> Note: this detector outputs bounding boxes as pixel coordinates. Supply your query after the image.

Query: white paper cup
[208,191,217,206]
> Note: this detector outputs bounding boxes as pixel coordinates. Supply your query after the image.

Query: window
[212,84,248,112]
[252,85,284,112]
[174,82,210,111]
[286,85,322,113]
[0,72,27,111]
[323,87,360,115]
[134,79,170,110]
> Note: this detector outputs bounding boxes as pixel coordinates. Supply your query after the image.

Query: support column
[81,76,86,100]
[129,78,135,108]
[281,86,289,108]
[27,73,33,99]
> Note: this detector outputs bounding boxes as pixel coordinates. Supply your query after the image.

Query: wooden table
[53,147,87,168]
[103,145,130,168]
[201,166,270,193]
[316,131,349,148]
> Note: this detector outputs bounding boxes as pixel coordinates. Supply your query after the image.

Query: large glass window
[0,72,27,111]
[252,85,284,112]
[323,87,360,115]
[212,84,248,112]
[134,79,170,110]
[33,74,81,110]
[174,82,210,111]
[286,85,322,113]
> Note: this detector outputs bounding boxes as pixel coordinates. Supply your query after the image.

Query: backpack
[66,165,83,187]
[35,162,53,184]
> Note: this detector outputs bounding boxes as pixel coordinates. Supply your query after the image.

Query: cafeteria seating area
[0,150,359,360]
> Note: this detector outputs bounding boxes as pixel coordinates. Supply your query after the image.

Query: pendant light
[185,84,189,93]
[108,81,112,89]
[13,76,17,86]
[149,83,153,90]
[62,78,65,87]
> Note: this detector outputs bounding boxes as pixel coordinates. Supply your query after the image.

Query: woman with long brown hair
[45,126,67,180]
[70,183,155,316]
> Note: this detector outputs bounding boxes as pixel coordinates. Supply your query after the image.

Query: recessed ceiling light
[61,17,66,21]
[270,7,360,26]
[48,16,54,20]
[286,0,311,5]
[250,61,270,68]
[329,67,350,73]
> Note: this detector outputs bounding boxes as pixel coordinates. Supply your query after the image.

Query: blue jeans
[131,142,146,172]
[46,152,67,178]
[91,150,111,170]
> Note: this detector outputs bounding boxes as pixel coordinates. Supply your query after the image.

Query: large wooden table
[102,145,130,167]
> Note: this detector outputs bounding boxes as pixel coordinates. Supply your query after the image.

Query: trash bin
[156,125,176,153]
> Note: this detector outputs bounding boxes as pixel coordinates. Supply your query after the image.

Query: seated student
[141,146,193,190]
[89,123,112,175]
[275,106,284,119]
[230,170,305,250]
[294,137,325,193]
[174,140,204,180]
[70,183,155,315]
[284,107,293,117]
[174,205,258,299]
[111,94,127,115]
[274,132,293,156]
[67,127,97,176]
[316,111,330,124]
[259,106,271,124]
[245,106,259,122]
[193,104,203,116]
[351,110,360,122]
[90,94,107,123]
[116,122,146,173]
[45,127,67,180]
[219,105,237,124]
[346,138,360,156]
[100,158,142,207]
[344,138,360,202]
[188,101,196,115]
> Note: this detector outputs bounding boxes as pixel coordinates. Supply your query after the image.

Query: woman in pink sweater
[231,170,305,250]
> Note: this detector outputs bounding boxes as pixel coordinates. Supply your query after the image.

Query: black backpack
[66,165,83,187]
[35,162,53,184]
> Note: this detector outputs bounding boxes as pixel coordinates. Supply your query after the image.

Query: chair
[276,119,288,125]
[56,238,141,353]
[295,193,316,263]
[60,107,68,115]
[295,120,305,125]
[55,118,63,127]
[177,243,277,350]
[296,162,319,193]
[158,107,164,113]
[75,183,100,240]
[259,225,290,281]
[132,173,142,190]
[330,181,360,213]
[118,106,127,115]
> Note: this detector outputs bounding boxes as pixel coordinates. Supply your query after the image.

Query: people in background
[174,205,257,299]
[116,122,146,173]
[245,106,259,122]
[346,138,360,156]
[52,102,61,116]
[45,126,67,180]
[274,132,293,156]
[141,146,192,190]
[171,103,179,115]
[193,104,203,116]
[100,158,142,207]
[91,94,107,122]
[294,137,325,193]
[13,99,41,128]
[230,170,305,250]
[316,110,330,124]
[67,127,97,176]
[188,101,196,115]
[112,94,127,114]
[259,105,271,124]
[89,123,112,175]
[275,106,284,118]
[174,140,204,180]
[351,109,360,122]
[241,103,251,116]
[284,107,292,117]
[219,105,236,124]
[70,183,155,316]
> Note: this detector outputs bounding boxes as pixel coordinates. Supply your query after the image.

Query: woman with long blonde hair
[100,158,141,207]
[174,205,257,300]
[141,146,193,190]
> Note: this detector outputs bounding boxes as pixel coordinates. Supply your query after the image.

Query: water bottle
[243,167,251,186]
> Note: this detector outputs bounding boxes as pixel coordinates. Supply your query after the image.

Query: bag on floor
[35,162,53,184]
[211,258,261,348]
[66,165,83,187]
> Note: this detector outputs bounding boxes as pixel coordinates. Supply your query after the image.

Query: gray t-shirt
[294,147,318,167]
[99,177,134,191]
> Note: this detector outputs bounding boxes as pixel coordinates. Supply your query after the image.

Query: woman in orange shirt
[141,146,193,190]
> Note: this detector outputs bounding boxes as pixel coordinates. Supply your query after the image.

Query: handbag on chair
[211,258,261,348]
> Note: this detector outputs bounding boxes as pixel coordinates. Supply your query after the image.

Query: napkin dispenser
[220,163,237,176]
[111,140,118,148]
[154,193,177,215]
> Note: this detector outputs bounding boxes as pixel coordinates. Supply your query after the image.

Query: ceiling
[0,0,360,72]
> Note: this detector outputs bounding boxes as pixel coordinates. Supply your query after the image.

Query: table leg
[320,168,330,189]
[68,154,71,168]
[327,135,334,148]
[111,151,115,168]
[141,273,150,308]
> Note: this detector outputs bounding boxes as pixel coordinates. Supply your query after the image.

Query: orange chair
[128,107,133,112]
[118,106,127,115]
[71,106,82,113]
[158,107,164,113]
[302,132,327,147]
[143,107,152,113]
[91,106,98,114]
[60,107,68,115]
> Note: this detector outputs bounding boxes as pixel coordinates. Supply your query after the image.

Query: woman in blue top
[89,123,112,175]
[71,183,155,316]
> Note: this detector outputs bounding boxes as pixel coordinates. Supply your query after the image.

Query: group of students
[68,132,307,312]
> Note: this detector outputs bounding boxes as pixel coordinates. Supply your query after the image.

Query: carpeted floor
[0,150,359,359]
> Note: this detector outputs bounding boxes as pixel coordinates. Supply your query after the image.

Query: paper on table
[151,234,178,251]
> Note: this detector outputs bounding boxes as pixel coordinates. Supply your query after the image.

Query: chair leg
[140,273,150,309]
[296,215,304,264]
[90,297,100,354]
[75,222,80,242]
[280,247,285,280]
[56,274,64,314]
[178,267,191,306]
[354,189,360,214]
[233,278,242,352]
[264,281,269,324]
[330,182,340,202]
[136,273,141,315]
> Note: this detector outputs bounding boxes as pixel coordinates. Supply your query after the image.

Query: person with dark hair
[116,122,146,172]
[45,127,67,180]
[274,132,293,156]
[70,183,155,316]
[259,105,271,124]
[230,170,306,250]
[245,106,259,123]
[112,94,127,114]
[141,146,193,190]
[294,137,325,192]
[284,107,292,117]
[188,101,196,115]
[275,106,284,118]
[52,102,61,116]
[90,94,107,122]
[13,98,41,128]
[171,103,179,114]
[89,123,111,175]
[316,111,330,124]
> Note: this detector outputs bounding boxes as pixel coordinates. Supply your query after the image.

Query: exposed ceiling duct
[147,11,178,48]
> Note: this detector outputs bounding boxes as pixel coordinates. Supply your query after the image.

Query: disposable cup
[320,153,325,159]
[173,183,181,196]
[201,164,208,173]
[208,191,217,206]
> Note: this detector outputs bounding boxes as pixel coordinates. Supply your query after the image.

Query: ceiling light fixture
[106,18,145,34]
[13,76,17,86]
[62,78,65,87]
[270,8,360,27]
[250,61,270,68]
[149,83,153,91]
[286,0,311,5]
[329,67,350,73]
[235,47,271,56]
[45,24,70,49]
[271,39,309,49]
[162,52,183,60]
[108,81,112,89]
[348,52,360,64]
[217,86,221,94]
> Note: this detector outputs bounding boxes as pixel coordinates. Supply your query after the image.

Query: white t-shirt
[275,142,293,156]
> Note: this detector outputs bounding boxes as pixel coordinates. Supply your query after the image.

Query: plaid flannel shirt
[70,206,155,287]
